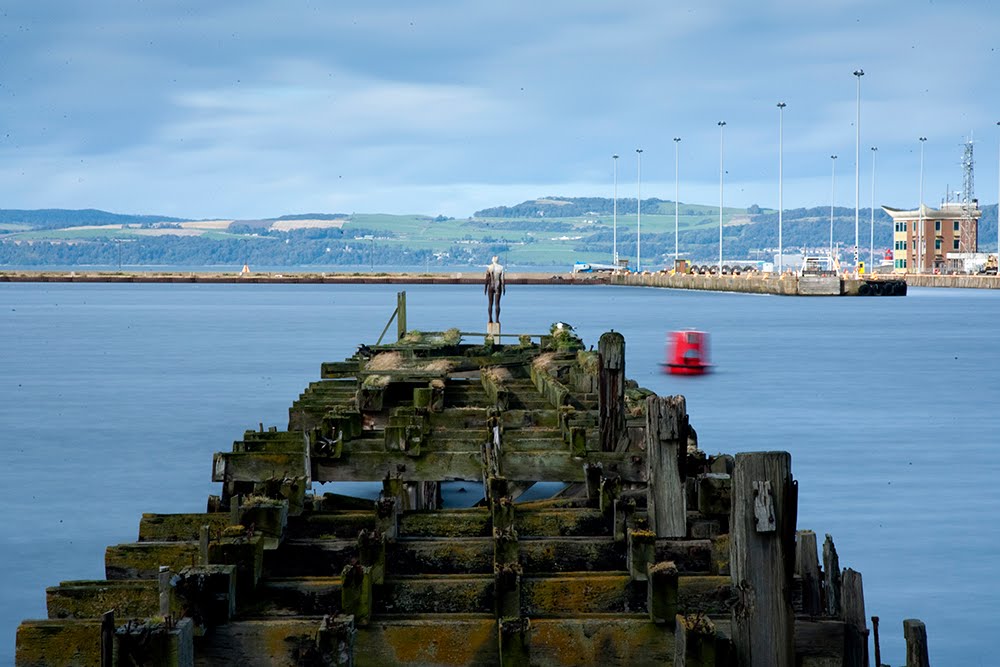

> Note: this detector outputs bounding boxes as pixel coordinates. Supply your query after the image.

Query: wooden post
[375,495,398,540]
[599,474,621,519]
[382,477,410,512]
[100,610,115,667]
[341,564,372,626]
[795,529,821,616]
[358,529,386,585]
[627,529,655,581]
[585,463,602,506]
[613,497,636,542]
[491,477,520,619]
[842,568,869,667]
[730,451,795,667]
[823,534,842,617]
[158,565,172,617]
[645,394,687,538]
[903,619,930,667]
[396,291,407,340]
[872,616,882,667]
[498,616,530,667]
[199,525,210,567]
[316,614,355,667]
[598,331,626,452]
[647,561,678,625]
[675,614,717,667]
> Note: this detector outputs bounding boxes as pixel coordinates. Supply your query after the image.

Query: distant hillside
[0,208,190,230]
[1,201,997,269]
[474,196,714,218]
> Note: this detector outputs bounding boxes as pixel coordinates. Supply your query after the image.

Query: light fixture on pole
[870,147,877,272]
[777,102,786,273]
[830,155,838,259]
[853,69,864,272]
[718,121,726,273]
[636,148,643,272]
[997,121,1000,258]
[918,137,927,273]
[674,137,681,261]
[612,154,619,265]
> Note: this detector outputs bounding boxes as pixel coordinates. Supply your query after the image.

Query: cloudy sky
[2,1,1000,219]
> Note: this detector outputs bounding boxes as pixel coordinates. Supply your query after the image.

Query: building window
[894,258,908,269]
[935,220,941,232]
[911,240,916,250]
[954,239,960,250]
[935,239,942,250]
[954,220,960,231]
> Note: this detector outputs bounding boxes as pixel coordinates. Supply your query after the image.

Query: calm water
[2,282,998,665]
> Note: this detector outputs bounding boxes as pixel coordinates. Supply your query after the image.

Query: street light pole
[853,69,864,272]
[636,148,643,272]
[830,155,838,260]
[918,137,927,273]
[718,121,726,273]
[997,121,1000,258]
[870,146,877,272]
[674,137,681,261]
[612,154,619,265]
[777,102,786,273]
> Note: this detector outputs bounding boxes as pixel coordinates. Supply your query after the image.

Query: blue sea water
[1,282,998,665]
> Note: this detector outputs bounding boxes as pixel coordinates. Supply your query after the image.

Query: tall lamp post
[918,137,927,273]
[870,147,877,272]
[674,137,681,261]
[997,121,1000,257]
[853,69,864,272]
[718,121,726,273]
[830,155,838,259]
[777,102,786,273]
[636,148,643,272]
[612,154,619,265]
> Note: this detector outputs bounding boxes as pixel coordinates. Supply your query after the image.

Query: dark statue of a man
[485,256,505,323]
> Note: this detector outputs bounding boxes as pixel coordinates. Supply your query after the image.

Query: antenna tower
[961,138,977,253]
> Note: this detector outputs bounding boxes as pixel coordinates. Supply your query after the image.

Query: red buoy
[663,330,712,375]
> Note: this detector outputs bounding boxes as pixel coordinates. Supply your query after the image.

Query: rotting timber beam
[312,450,648,483]
[645,394,688,538]
[730,451,797,667]
[598,331,627,451]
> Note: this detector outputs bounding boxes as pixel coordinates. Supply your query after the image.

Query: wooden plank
[313,450,647,483]
[213,451,308,483]
[598,331,626,452]
[795,529,821,616]
[645,395,687,538]
[841,567,868,666]
[730,451,795,667]
[904,619,930,667]
[823,534,842,617]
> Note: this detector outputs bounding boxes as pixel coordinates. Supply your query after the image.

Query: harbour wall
[4,269,999,291]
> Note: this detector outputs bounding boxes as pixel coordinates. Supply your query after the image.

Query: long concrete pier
[4,269,998,291]
[0,270,608,285]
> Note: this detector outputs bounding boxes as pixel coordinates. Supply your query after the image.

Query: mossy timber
[15,312,924,666]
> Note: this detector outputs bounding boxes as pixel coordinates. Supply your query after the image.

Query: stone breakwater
[0,271,607,285]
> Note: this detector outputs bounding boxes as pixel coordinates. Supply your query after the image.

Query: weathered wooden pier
[16,297,929,665]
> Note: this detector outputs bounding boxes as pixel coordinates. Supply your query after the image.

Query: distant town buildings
[883,201,980,273]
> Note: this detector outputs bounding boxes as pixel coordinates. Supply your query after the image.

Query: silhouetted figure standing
[485,256,505,323]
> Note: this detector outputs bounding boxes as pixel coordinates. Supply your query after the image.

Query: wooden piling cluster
[16,324,926,666]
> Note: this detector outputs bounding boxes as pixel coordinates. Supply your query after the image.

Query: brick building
[883,201,980,273]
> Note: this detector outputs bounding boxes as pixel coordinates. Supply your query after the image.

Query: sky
[3,0,1000,220]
